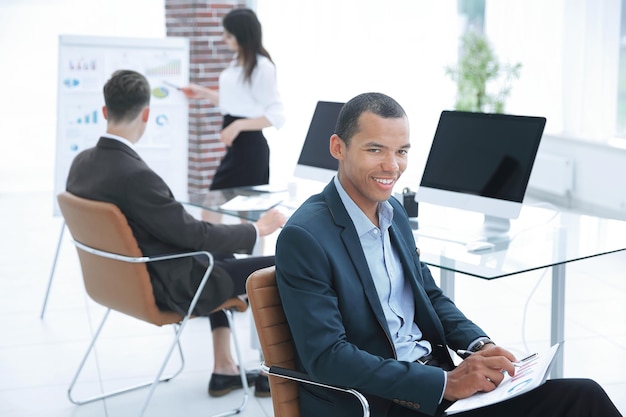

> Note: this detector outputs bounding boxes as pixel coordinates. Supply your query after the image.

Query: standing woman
[183,7,284,190]
[183,8,283,397]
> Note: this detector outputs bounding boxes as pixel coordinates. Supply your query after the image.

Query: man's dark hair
[335,92,407,145]
[103,70,151,123]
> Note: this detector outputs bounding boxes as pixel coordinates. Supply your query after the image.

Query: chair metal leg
[209,308,249,417]
[69,307,248,417]
[68,309,185,410]
[41,221,65,319]
[137,313,194,416]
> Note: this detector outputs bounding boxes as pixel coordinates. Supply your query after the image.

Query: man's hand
[444,345,517,401]
[255,208,287,236]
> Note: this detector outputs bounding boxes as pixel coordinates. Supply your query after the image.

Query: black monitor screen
[296,101,344,170]
[420,111,546,203]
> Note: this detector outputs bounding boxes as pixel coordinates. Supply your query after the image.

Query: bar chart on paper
[54,35,190,215]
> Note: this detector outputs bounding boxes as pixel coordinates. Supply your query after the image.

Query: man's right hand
[255,208,287,237]
[444,345,517,401]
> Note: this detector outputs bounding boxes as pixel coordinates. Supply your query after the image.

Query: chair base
[68,308,249,417]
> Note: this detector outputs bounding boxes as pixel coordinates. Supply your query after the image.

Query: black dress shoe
[208,370,259,397]
[255,374,271,398]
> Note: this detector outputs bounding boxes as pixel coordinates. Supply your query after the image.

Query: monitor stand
[472,215,512,251]
[482,215,511,236]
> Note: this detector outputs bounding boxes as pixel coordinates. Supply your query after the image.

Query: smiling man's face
[330,111,410,221]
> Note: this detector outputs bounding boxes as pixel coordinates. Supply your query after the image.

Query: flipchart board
[53,34,189,215]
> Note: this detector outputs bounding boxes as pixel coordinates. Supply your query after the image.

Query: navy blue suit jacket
[276,181,487,417]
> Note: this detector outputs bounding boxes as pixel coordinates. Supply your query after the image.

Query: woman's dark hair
[223,8,273,83]
[335,92,407,145]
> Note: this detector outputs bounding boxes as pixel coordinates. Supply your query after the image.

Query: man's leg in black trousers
[207,255,276,397]
[453,379,622,417]
[209,255,275,329]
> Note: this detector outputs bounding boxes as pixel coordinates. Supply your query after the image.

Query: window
[617,0,626,136]
[458,0,485,34]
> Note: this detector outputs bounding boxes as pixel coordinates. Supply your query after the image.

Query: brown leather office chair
[57,191,249,417]
[246,266,370,417]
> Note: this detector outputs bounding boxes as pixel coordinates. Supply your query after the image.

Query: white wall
[486,0,626,219]
[2,0,459,196]
[255,0,460,190]
[257,0,626,219]
[0,0,165,193]
[3,0,625,221]
[528,135,626,220]
[485,0,565,132]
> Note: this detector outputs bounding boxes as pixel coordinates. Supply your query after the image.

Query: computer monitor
[416,110,546,234]
[293,101,344,183]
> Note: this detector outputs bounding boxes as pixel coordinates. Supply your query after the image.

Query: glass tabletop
[185,187,268,222]
[413,203,626,279]
[184,189,626,280]
[184,181,327,222]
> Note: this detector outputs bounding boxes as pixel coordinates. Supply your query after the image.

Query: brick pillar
[165,0,247,193]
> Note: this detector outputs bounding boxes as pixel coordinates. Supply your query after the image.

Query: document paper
[445,343,560,415]
[219,194,285,212]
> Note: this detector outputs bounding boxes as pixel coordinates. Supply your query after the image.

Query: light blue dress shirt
[334,177,431,362]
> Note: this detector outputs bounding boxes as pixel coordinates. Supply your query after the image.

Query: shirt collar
[333,176,394,236]
[102,133,136,150]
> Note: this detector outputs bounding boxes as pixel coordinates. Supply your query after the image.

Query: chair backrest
[57,192,181,326]
[246,266,300,417]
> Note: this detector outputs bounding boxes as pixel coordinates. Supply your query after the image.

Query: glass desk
[186,180,326,221]
[186,188,269,222]
[413,202,626,378]
[185,189,626,378]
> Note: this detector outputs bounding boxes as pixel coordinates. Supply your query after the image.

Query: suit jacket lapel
[323,183,391,335]
[323,182,448,354]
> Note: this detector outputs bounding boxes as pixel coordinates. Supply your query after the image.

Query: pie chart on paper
[151,86,169,98]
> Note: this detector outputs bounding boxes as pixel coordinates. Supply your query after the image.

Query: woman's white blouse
[218,54,285,129]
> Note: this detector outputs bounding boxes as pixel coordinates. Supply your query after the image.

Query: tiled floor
[1,191,625,416]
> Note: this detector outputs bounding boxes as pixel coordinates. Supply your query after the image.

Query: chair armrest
[74,239,216,319]
[264,365,334,386]
[261,363,370,417]
[147,251,215,318]
[147,251,246,313]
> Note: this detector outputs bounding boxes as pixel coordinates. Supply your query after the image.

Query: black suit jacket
[66,137,257,315]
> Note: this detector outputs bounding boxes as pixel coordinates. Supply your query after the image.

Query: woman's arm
[220,116,272,146]
[250,58,285,129]
[181,83,219,106]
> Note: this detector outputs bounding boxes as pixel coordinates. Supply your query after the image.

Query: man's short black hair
[103,70,151,123]
[335,92,407,145]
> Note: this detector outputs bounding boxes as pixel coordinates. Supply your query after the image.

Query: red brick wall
[165,0,247,192]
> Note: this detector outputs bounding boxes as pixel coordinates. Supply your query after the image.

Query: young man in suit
[66,69,285,397]
[275,92,621,417]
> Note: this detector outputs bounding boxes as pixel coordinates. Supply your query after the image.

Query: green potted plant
[445,31,522,113]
